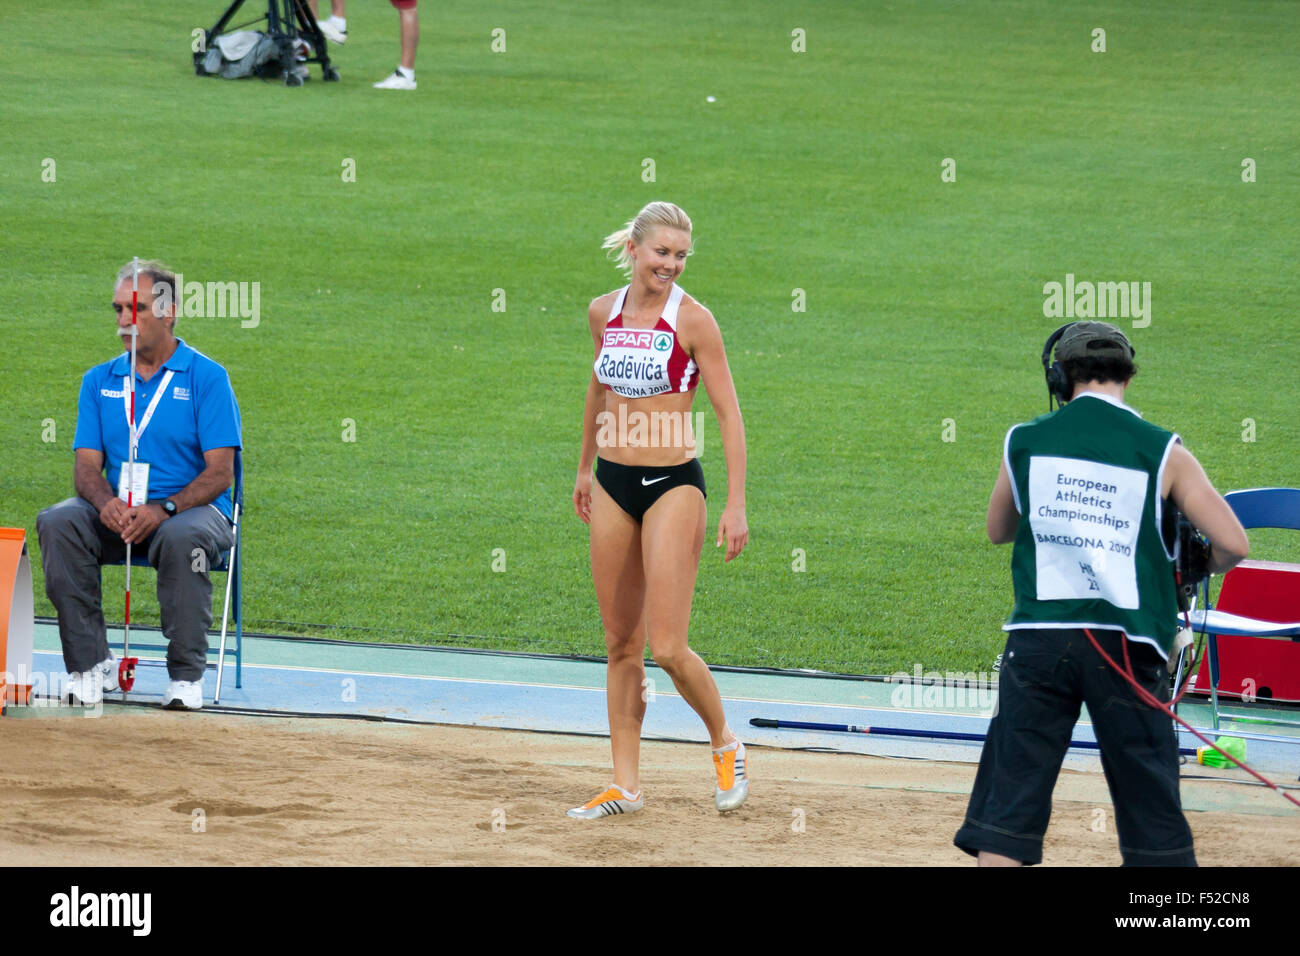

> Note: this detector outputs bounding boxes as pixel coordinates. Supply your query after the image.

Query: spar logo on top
[602,329,673,353]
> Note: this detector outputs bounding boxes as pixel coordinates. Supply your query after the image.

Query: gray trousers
[36,497,235,682]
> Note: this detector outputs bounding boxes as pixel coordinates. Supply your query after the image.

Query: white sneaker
[373,70,416,90]
[316,19,347,44]
[65,655,119,705]
[95,655,120,694]
[65,670,103,706]
[163,680,203,711]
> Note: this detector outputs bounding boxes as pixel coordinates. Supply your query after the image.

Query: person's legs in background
[374,1,419,90]
[307,0,347,44]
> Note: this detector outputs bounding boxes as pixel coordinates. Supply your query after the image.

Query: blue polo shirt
[73,339,242,520]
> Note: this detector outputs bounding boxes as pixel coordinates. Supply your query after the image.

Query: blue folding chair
[108,449,244,699]
[1224,487,1300,534]
[1185,487,1300,732]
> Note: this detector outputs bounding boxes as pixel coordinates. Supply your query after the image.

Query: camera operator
[954,321,1249,866]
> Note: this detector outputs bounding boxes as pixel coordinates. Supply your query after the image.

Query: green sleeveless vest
[1003,392,1180,657]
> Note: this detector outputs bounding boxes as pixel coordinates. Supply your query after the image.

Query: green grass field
[2,0,1297,673]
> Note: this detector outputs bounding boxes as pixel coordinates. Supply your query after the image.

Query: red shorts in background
[390,0,416,8]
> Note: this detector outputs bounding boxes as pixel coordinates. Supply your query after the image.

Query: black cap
[1055,321,1135,362]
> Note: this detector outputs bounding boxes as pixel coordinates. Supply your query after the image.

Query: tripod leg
[209,0,250,38]
[292,0,335,75]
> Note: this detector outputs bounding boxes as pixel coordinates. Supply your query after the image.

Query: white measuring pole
[123,256,139,702]
[214,501,240,704]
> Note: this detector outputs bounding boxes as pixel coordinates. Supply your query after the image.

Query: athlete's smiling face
[630,227,691,291]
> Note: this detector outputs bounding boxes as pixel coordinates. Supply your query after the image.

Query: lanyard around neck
[123,369,175,452]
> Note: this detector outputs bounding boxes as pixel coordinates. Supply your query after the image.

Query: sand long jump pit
[0,706,1294,867]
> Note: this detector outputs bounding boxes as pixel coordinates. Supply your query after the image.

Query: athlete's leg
[641,486,733,748]
[398,5,418,70]
[590,478,647,794]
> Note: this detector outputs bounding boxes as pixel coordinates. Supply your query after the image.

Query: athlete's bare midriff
[596,386,700,468]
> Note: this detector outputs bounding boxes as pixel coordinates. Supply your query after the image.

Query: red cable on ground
[1083,627,1300,810]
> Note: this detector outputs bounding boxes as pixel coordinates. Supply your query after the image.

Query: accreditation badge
[117,462,150,505]
[1028,455,1146,609]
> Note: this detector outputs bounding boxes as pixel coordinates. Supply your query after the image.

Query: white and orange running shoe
[713,739,748,811]
[566,784,644,819]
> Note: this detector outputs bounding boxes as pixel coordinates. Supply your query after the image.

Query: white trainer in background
[65,670,102,706]
[373,69,416,90]
[65,655,119,706]
[96,655,120,695]
[164,679,203,711]
[317,18,347,44]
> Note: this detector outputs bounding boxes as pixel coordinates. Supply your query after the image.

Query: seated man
[37,260,242,710]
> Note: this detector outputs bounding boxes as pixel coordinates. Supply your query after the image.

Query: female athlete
[570,201,749,818]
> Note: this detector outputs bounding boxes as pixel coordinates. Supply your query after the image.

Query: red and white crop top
[594,284,700,399]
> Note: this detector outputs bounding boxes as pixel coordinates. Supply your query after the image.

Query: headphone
[1040,323,1074,409]
[1040,322,1136,411]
